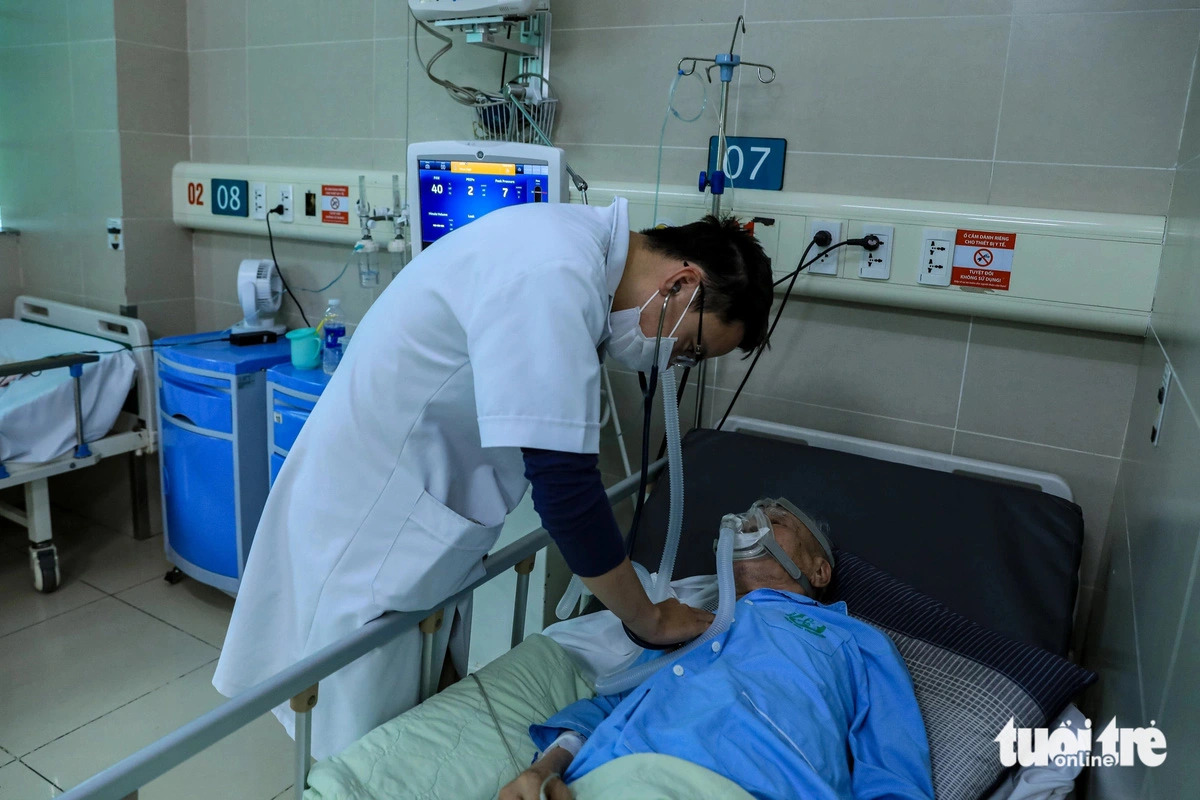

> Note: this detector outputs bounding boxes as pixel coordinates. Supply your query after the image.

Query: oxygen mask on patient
[724,498,836,597]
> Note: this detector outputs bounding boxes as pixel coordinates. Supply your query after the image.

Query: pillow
[829,550,1097,800]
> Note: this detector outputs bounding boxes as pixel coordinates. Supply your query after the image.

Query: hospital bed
[57,418,1094,800]
[0,296,155,592]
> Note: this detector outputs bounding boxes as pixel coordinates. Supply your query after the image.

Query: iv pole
[678,16,776,428]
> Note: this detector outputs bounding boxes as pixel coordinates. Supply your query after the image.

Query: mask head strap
[760,497,836,568]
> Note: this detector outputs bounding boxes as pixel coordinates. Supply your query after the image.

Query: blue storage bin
[272,393,317,452]
[155,332,291,594]
[266,364,330,488]
[161,419,237,578]
[158,364,234,434]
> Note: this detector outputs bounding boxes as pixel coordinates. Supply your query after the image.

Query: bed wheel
[164,567,185,585]
[30,544,60,594]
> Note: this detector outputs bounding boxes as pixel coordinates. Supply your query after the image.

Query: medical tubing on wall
[649,366,685,603]
[652,70,708,227]
[593,524,736,696]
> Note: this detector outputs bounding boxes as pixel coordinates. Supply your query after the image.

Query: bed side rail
[57,461,663,800]
[0,352,103,477]
[14,295,156,433]
[0,351,100,378]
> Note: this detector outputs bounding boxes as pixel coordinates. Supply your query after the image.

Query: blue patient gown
[530,589,934,800]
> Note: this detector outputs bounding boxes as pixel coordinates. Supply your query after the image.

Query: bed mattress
[0,319,137,463]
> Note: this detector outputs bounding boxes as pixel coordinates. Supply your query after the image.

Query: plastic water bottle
[321,299,346,375]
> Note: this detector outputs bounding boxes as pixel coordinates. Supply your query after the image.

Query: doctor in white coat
[213,196,775,759]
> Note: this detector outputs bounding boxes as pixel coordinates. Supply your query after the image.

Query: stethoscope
[621,282,698,651]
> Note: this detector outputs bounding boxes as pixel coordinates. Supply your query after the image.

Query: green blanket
[569,754,754,800]
[305,634,593,800]
[304,635,753,800]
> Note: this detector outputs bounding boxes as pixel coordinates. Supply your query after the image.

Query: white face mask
[605,286,698,373]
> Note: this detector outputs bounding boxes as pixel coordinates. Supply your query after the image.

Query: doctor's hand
[629,597,715,647]
[581,559,715,647]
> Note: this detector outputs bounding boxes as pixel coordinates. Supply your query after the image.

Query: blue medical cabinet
[265,364,330,486]
[155,333,291,594]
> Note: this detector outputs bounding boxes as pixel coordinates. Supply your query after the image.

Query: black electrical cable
[266,207,311,328]
[716,239,819,431]
[624,360,660,558]
[716,234,884,429]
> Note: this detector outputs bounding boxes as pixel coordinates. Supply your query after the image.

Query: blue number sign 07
[706,137,787,191]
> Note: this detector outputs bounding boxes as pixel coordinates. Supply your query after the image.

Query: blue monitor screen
[417,159,550,248]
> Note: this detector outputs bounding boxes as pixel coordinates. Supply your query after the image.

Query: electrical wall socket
[806,219,843,276]
[277,184,294,222]
[251,182,268,220]
[918,227,955,286]
[858,223,893,280]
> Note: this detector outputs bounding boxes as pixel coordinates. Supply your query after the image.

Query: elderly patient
[501,498,934,800]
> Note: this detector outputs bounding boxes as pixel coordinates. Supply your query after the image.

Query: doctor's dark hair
[640,215,773,354]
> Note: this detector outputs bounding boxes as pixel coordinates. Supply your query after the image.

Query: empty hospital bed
[57,419,1096,800]
[0,296,155,592]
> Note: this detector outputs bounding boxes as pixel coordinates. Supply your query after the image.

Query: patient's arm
[846,630,936,800]
[499,747,574,800]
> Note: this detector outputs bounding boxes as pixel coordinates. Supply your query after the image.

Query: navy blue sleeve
[522,448,626,578]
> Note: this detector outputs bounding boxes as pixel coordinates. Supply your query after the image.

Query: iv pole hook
[729,15,746,54]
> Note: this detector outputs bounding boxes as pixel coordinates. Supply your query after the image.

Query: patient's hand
[499,747,574,800]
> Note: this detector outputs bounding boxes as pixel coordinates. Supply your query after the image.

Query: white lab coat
[213,198,631,759]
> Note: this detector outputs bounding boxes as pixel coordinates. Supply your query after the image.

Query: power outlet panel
[251,182,268,221]
[858,223,893,280]
[277,184,294,223]
[918,227,956,286]
[806,219,843,276]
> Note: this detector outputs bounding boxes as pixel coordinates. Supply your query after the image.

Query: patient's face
[732,507,832,599]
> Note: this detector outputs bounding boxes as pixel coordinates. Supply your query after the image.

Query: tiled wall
[115,0,196,337]
[0,1,126,312]
[553,0,1197,215]
[188,0,1200,327]
[0,0,193,338]
[596,308,1141,612]
[186,0,410,331]
[0,236,19,312]
[181,1,1177,606]
[1083,55,1200,800]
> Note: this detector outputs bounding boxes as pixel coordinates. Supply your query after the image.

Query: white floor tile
[25,663,293,800]
[0,761,59,799]
[0,748,12,769]
[0,544,106,638]
[116,575,235,648]
[272,787,294,800]
[57,524,173,595]
[0,597,217,756]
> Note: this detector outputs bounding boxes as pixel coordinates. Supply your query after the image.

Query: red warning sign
[951,229,1016,290]
[321,185,350,224]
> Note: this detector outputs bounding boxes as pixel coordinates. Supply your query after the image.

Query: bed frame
[52,420,1077,800]
[0,296,156,592]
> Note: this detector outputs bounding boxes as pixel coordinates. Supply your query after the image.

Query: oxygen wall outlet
[918,227,955,286]
[251,182,268,220]
[858,223,893,280]
[806,220,843,276]
[277,184,294,222]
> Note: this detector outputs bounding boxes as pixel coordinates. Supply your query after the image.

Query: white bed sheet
[0,319,137,463]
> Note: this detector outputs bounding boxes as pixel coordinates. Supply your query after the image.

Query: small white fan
[232,259,286,334]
